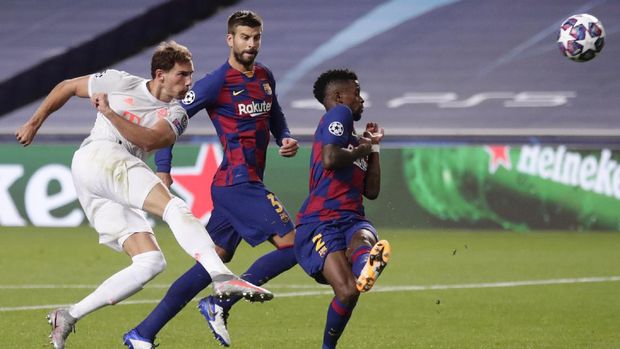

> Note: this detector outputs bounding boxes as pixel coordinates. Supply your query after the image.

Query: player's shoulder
[92,69,136,82]
[254,62,275,78]
[168,102,188,115]
[190,62,229,96]
[254,61,271,72]
[325,104,353,122]
[89,69,145,94]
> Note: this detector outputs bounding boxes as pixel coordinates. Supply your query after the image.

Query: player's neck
[228,57,254,76]
[147,80,172,103]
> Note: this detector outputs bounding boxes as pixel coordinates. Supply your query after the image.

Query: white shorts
[71,141,161,252]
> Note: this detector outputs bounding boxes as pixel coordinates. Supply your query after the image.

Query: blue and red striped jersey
[296,105,367,224]
[155,61,291,185]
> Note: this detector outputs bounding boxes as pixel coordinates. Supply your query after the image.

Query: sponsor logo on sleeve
[172,115,189,135]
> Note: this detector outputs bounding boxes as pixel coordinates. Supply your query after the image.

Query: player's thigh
[122,232,160,256]
[294,221,347,283]
[205,209,242,261]
[322,250,358,301]
[212,183,294,246]
[344,219,378,255]
[87,198,154,252]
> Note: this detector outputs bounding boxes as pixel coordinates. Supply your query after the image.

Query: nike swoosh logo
[232,89,244,96]
[207,303,217,320]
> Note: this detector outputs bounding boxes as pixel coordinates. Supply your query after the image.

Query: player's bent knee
[333,282,360,305]
[335,289,359,306]
[162,197,193,222]
[350,229,377,249]
[131,250,167,285]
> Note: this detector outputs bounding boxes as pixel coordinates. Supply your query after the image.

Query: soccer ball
[557,13,605,62]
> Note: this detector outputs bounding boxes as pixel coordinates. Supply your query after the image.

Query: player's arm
[16,76,90,146]
[92,93,176,152]
[322,141,372,170]
[268,88,298,158]
[362,122,384,200]
[153,72,220,186]
[322,105,371,169]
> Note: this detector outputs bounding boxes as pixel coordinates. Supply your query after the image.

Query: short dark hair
[150,41,192,78]
[227,10,263,34]
[312,69,359,104]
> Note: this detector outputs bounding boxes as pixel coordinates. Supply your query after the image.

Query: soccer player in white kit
[15,41,272,349]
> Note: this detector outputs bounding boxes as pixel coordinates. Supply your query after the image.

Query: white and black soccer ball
[557,13,605,62]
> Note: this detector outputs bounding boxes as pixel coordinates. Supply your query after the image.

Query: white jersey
[81,69,189,161]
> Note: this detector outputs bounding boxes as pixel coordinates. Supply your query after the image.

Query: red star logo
[171,144,222,224]
[485,145,512,174]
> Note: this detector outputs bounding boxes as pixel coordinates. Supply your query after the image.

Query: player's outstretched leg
[161,197,274,301]
[198,295,231,347]
[47,308,76,349]
[356,240,391,292]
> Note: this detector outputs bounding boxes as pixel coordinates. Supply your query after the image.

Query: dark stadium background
[1,0,619,143]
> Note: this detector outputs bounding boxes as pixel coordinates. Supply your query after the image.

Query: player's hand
[363,122,384,144]
[157,172,173,189]
[15,122,39,146]
[91,93,113,116]
[356,136,372,157]
[279,137,299,158]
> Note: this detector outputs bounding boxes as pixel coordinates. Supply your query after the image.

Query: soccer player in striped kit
[294,69,391,349]
[124,11,299,348]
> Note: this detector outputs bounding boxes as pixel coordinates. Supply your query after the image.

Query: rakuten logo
[238,101,272,117]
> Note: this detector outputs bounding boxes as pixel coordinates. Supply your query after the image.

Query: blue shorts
[294,216,377,284]
[206,182,295,255]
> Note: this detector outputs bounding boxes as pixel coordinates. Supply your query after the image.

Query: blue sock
[215,246,297,310]
[351,246,371,278]
[323,297,356,349]
[135,262,211,340]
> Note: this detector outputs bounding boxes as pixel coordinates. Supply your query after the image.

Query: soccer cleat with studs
[198,296,231,347]
[212,277,273,303]
[356,240,391,292]
[47,308,77,349]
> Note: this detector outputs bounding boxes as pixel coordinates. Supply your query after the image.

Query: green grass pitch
[1,226,619,348]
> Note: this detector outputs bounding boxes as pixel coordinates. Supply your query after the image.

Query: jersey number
[267,193,283,213]
[267,193,290,223]
[312,233,328,257]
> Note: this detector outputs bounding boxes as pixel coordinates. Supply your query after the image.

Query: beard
[352,107,363,121]
[233,49,258,67]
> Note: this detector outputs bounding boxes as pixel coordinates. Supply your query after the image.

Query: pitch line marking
[1,276,619,312]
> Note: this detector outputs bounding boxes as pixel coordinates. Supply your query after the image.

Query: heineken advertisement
[0,143,619,231]
[402,145,620,231]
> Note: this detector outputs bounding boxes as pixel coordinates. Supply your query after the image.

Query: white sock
[162,197,233,280]
[69,251,166,319]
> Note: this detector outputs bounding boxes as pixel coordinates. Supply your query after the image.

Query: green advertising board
[0,143,618,231]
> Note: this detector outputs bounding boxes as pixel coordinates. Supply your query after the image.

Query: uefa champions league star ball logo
[182,90,195,105]
[328,121,344,136]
